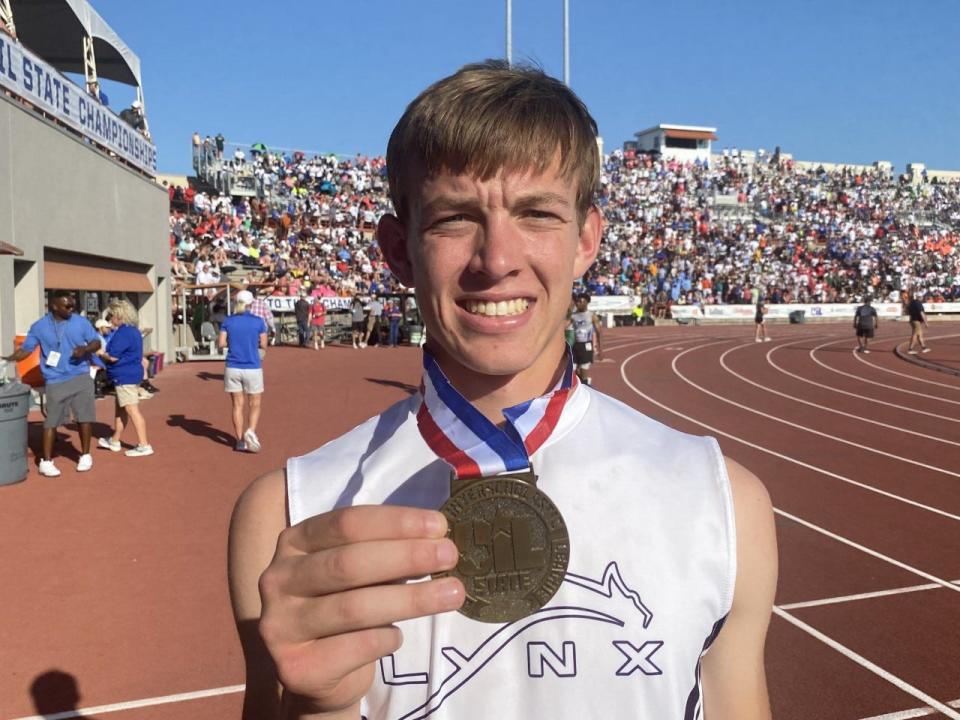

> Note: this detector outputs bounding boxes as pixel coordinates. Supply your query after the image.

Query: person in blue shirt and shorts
[3,290,101,476]
[98,299,153,457]
[219,290,268,452]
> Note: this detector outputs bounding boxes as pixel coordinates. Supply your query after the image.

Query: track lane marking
[670,343,960,478]
[719,342,960,448]
[619,341,960,521]
[809,339,960,406]
[7,684,245,720]
[851,333,960,392]
[621,340,960,719]
[767,342,960,423]
[773,509,960,595]
[779,578,960,611]
[773,608,960,720]
[858,698,960,719]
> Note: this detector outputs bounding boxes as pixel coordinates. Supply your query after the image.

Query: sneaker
[98,437,121,452]
[908,350,918,355]
[764,337,772,342]
[863,349,870,354]
[755,338,762,343]
[38,460,61,477]
[243,428,261,453]
[77,454,93,472]
[138,388,154,400]
[125,444,154,457]
[922,347,931,353]
[234,439,247,452]
[359,342,367,348]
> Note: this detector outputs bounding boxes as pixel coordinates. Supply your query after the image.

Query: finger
[276,577,465,644]
[281,505,447,555]
[279,537,459,597]
[272,625,402,698]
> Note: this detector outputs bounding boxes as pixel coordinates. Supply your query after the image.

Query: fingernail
[436,578,464,608]
[424,511,446,536]
[436,539,458,566]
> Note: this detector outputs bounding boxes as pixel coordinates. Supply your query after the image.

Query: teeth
[466,299,529,317]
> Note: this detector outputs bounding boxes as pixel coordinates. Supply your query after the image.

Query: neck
[426,341,568,424]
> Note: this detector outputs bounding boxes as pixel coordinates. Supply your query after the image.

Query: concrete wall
[0,93,170,361]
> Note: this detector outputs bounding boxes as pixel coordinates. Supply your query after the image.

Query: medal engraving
[438,471,569,623]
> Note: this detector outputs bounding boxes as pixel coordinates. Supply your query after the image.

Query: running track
[1,323,958,719]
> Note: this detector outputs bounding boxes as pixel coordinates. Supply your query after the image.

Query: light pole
[563,0,570,85]
[506,0,513,65]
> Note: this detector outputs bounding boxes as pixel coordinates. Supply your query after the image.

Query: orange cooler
[13,335,43,388]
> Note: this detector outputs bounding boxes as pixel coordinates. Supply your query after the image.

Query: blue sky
[89,0,960,176]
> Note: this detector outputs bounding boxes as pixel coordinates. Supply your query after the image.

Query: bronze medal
[437,470,569,623]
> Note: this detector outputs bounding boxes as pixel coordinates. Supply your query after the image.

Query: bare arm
[218,330,228,350]
[229,469,288,719]
[700,457,778,720]
[260,332,269,350]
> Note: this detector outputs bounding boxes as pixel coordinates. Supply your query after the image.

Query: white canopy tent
[8,0,145,106]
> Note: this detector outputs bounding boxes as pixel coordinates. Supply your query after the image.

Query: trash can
[0,379,31,486]
[789,310,806,324]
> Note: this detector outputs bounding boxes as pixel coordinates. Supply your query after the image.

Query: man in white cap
[218,289,268,452]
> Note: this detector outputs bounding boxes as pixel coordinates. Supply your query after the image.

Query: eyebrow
[420,192,573,219]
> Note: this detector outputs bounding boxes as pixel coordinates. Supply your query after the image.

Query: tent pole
[0,0,16,37]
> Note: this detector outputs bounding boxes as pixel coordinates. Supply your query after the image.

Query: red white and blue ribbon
[417,349,579,478]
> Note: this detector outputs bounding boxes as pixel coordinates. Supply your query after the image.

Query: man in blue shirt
[218,290,268,453]
[4,290,101,476]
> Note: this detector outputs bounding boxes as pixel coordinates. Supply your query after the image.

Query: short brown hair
[386,59,600,226]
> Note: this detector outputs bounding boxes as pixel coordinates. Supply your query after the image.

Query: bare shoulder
[699,457,777,720]
[229,468,289,621]
[725,457,775,535]
[723,456,777,609]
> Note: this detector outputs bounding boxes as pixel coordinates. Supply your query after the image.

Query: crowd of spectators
[167,141,960,323]
[590,149,960,307]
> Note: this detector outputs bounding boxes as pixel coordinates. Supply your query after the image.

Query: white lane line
[773,608,960,720]
[774,509,960,595]
[852,333,960,392]
[719,343,960,448]
[8,684,245,720]
[672,344,960,479]
[779,578,960,611]
[619,342,960,522]
[767,342,960,424]
[859,698,960,719]
[810,339,960,406]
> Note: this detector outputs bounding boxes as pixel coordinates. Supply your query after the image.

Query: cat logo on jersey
[380,561,661,720]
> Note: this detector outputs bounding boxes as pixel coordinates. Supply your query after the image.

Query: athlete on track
[228,61,777,720]
[568,292,602,385]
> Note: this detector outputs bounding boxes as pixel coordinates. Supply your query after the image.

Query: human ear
[377,214,415,287]
[573,205,603,278]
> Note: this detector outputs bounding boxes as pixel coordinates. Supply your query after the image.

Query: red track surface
[2,324,959,719]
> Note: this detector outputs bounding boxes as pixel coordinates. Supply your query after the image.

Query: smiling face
[379,158,602,396]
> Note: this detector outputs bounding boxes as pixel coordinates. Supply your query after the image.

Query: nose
[468,214,523,281]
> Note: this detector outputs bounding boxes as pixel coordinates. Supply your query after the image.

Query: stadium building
[0,0,170,363]
[631,124,717,164]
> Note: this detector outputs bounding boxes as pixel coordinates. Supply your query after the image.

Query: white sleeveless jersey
[288,385,736,720]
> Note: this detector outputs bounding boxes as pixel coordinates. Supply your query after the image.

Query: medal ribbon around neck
[417,348,579,479]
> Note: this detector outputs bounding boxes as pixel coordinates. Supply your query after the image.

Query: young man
[905,292,930,354]
[568,292,602,385]
[854,296,879,353]
[754,296,770,343]
[229,61,776,720]
[218,290,268,453]
[350,295,366,348]
[4,290,101,476]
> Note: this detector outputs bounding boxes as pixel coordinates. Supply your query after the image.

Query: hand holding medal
[419,350,576,623]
